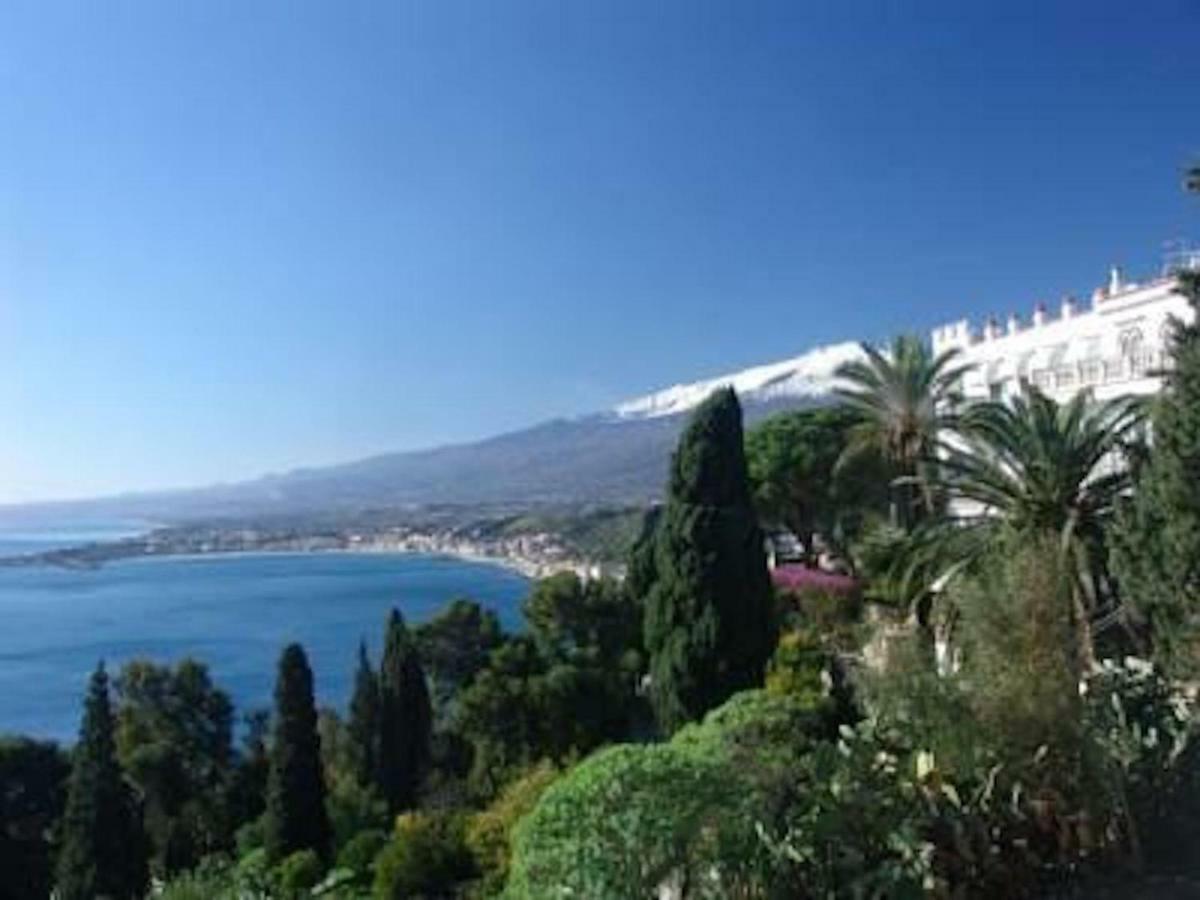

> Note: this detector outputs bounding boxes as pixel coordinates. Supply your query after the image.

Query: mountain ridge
[0,340,862,524]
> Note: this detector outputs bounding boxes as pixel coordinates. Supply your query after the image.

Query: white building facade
[931,255,1199,404]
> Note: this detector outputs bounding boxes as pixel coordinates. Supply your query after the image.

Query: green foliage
[455,638,627,799]
[157,855,241,900]
[642,387,777,734]
[378,609,433,814]
[114,657,235,875]
[1112,273,1200,676]
[336,827,388,878]
[228,707,271,832]
[523,572,641,665]
[55,663,150,900]
[835,334,972,529]
[0,736,69,900]
[507,691,826,898]
[764,628,832,708]
[745,405,888,562]
[413,598,503,713]
[955,533,1086,759]
[348,641,381,787]
[326,765,389,859]
[760,717,1070,899]
[506,743,750,899]
[277,848,325,898]
[465,760,560,896]
[373,811,477,900]
[488,505,649,564]
[266,644,332,864]
[1082,656,1200,869]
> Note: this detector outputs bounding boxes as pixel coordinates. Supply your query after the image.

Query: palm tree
[835,334,973,530]
[939,384,1145,670]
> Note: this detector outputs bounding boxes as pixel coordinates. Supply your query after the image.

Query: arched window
[1119,327,1144,359]
[1120,327,1146,376]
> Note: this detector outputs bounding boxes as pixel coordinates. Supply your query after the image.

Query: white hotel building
[931,251,1199,404]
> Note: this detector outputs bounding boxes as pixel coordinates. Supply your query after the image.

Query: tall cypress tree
[265,643,331,863]
[56,663,149,900]
[641,387,777,734]
[1112,271,1200,675]
[377,609,432,814]
[347,639,380,787]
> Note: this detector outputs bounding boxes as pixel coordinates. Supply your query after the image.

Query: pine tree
[377,609,433,814]
[1112,271,1200,675]
[641,387,777,734]
[56,663,149,900]
[265,643,331,863]
[347,639,380,787]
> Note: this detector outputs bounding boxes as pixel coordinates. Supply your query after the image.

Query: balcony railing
[1025,351,1162,394]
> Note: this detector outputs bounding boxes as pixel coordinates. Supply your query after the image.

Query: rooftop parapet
[930,259,1189,352]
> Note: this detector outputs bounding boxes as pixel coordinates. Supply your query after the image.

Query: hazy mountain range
[1,341,863,526]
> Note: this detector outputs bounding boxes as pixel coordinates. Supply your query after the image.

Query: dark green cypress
[377,609,432,814]
[55,663,149,900]
[347,639,380,787]
[642,388,777,734]
[1112,272,1200,675]
[265,643,331,863]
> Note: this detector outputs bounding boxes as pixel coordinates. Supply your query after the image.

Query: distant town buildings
[931,250,1200,404]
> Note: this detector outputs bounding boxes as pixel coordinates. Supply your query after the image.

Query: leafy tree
[114,657,235,874]
[835,334,972,529]
[347,640,380,786]
[745,406,888,564]
[265,643,332,864]
[455,637,548,797]
[0,736,69,900]
[56,663,150,900]
[316,709,389,855]
[642,387,777,734]
[1112,271,1200,675]
[524,571,642,665]
[412,598,503,711]
[377,609,433,814]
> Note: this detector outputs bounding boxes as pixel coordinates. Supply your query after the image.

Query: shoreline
[0,535,602,582]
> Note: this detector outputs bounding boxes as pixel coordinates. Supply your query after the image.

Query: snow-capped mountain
[612,341,864,420]
[0,342,867,522]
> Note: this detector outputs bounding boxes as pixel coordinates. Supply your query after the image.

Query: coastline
[0,527,609,582]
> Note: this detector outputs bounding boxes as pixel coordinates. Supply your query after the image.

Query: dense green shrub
[157,856,240,900]
[337,827,388,876]
[506,743,748,899]
[507,692,826,899]
[465,761,560,897]
[277,848,324,897]
[764,628,832,707]
[373,811,476,899]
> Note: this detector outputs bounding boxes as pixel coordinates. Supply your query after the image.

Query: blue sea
[0,540,530,742]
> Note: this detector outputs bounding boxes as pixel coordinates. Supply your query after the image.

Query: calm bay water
[0,550,529,742]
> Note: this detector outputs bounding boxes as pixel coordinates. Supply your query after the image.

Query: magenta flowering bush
[772,566,861,630]
[771,565,857,596]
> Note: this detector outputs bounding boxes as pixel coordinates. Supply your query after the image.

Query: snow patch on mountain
[613,341,865,420]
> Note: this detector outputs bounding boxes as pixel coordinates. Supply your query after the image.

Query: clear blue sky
[1,1,1197,503]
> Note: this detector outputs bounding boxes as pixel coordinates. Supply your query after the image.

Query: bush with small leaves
[277,848,324,898]
[373,812,476,900]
